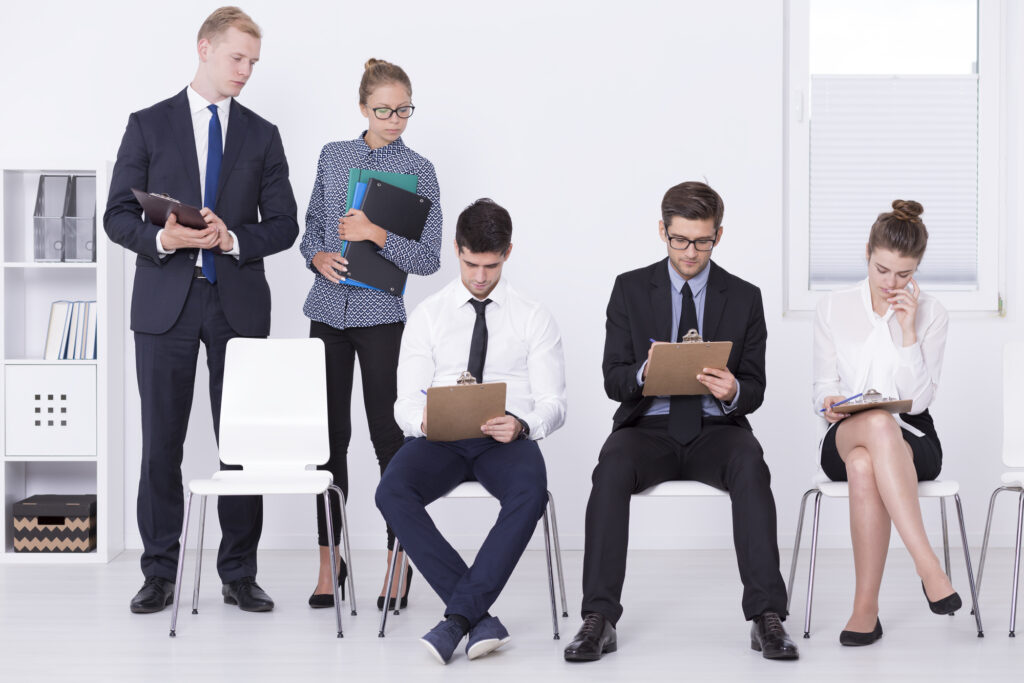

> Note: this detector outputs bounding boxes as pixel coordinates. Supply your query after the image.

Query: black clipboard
[131,189,206,229]
[343,179,432,296]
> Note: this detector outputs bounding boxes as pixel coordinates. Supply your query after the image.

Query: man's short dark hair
[661,181,725,230]
[455,198,512,254]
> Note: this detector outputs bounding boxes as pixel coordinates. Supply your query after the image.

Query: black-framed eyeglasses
[666,234,717,252]
[371,105,415,120]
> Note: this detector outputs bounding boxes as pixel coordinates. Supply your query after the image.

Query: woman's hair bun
[890,199,924,222]
[364,58,384,71]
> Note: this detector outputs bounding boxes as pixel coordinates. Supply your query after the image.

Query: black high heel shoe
[377,565,413,611]
[839,618,883,646]
[922,581,962,615]
[308,558,347,608]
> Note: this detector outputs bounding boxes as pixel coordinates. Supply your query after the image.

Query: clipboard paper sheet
[425,383,507,441]
[641,341,733,397]
[833,398,912,415]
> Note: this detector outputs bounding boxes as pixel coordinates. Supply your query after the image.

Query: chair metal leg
[1010,492,1024,637]
[191,496,207,615]
[393,552,410,616]
[940,497,953,616]
[330,484,357,615]
[803,492,823,638]
[787,489,816,610]
[169,491,194,638]
[547,491,568,617]
[542,508,559,639]
[977,487,1014,605]
[323,490,343,638]
[378,540,402,637]
[953,493,984,637]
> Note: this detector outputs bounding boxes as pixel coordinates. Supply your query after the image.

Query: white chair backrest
[218,337,329,469]
[1003,341,1024,468]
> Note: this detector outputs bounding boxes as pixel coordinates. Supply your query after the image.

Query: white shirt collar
[187,85,231,116]
[448,276,509,309]
[859,278,895,323]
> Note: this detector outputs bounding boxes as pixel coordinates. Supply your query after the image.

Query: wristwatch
[507,411,531,440]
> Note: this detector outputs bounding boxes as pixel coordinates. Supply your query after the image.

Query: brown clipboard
[641,341,733,396]
[834,399,912,415]
[131,188,207,229]
[425,382,507,441]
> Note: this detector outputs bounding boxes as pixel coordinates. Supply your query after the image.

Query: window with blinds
[809,75,979,288]
[785,0,1000,311]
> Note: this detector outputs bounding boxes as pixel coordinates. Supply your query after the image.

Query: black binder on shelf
[343,179,432,296]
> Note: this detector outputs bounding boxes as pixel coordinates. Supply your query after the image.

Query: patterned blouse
[299,134,443,329]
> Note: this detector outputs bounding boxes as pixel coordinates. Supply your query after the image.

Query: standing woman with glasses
[299,58,442,610]
[813,200,958,647]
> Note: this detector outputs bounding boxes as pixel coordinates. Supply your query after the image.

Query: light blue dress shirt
[638,261,740,417]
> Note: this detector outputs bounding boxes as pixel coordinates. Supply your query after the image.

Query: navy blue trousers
[135,277,263,583]
[375,436,547,625]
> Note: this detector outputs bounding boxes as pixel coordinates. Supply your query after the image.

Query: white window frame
[783,0,1006,313]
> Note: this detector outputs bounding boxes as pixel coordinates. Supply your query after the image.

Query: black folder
[343,179,432,296]
[131,189,207,229]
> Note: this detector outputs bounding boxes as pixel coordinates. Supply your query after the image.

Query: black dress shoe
[839,618,883,646]
[222,577,274,612]
[130,576,175,614]
[377,565,413,611]
[922,581,962,615]
[309,559,348,608]
[750,611,799,660]
[564,613,617,662]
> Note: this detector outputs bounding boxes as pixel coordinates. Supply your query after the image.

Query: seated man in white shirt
[375,198,567,665]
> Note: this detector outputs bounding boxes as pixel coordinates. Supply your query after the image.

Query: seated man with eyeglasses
[563,181,798,662]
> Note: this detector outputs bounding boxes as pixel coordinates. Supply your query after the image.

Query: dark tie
[467,298,492,383]
[669,282,701,444]
[203,103,222,283]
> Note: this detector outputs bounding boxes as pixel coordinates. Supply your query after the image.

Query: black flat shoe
[750,611,799,660]
[222,577,274,612]
[377,565,413,611]
[130,576,175,614]
[564,612,617,662]
[309,558,348,608]
[840,618,883,646]
[922,581,962,615]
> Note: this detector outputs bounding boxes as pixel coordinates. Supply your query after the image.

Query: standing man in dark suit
[563,182,798,661]
[103,6,298,615]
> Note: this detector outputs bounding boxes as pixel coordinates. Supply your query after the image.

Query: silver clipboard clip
[679,329,703,343]
[455,371,478,386]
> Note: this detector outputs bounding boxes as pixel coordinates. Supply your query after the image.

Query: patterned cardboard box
[13,494,97,552]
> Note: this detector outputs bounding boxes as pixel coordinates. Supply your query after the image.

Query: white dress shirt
[812,278,949,435]
[395,277,567,440]
[155,85,239,260]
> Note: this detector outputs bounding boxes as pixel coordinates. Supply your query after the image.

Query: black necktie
[669,282,701,444]
[467,298,492,383]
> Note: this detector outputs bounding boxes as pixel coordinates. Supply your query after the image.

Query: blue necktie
[203,103,221,283]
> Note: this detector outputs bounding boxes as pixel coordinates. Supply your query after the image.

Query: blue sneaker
[466,616,511,660]
[421,619,466,664]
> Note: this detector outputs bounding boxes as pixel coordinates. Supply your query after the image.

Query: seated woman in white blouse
[813,199,960,647]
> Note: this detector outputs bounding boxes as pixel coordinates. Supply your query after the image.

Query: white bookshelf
[0,163,124,563]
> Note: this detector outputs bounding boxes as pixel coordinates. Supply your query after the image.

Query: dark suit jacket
[603,259,767,431]
[103,88,298,336]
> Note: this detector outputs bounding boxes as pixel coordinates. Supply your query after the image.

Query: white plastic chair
[378,481,568,639]
[976,342,1024,637]
[168,338,355,638]
[787,471,984,638]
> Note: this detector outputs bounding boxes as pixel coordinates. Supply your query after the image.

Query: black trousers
[581,416,789,625]
[310,320,405,548]
[135,277,262,583]
[375,437,548,625]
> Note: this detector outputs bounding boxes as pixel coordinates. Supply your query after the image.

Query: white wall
[2,0,1022,557]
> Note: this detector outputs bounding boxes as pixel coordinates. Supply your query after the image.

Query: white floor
[1,547,1020,682]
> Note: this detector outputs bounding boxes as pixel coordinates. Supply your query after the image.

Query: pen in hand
[820,393,863,412]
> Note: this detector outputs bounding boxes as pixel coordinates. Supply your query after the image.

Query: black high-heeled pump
[922,581,962,615]
[308,558,347,608]
[377,565,413,611]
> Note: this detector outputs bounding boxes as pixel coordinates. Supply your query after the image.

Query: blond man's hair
[197,6,261,43]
